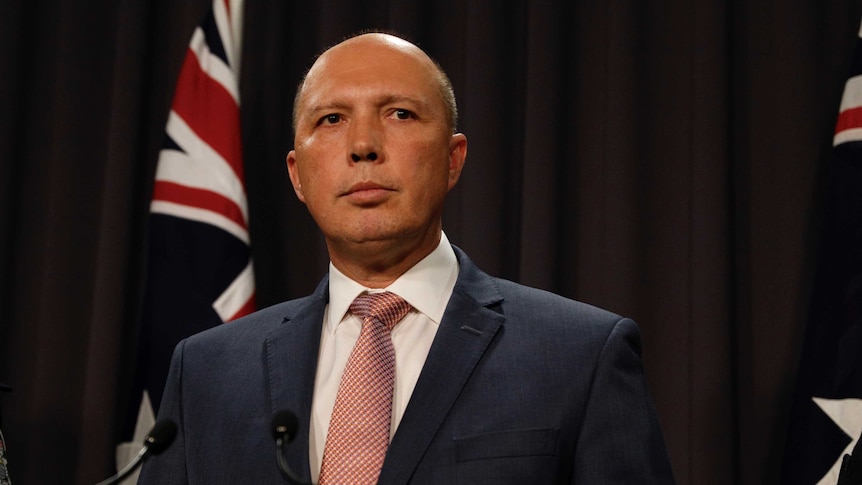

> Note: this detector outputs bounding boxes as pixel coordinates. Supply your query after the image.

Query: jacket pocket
[454,428,558,461]
[454,428,560,484]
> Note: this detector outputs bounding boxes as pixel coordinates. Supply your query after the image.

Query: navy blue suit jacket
[139,247,675,484]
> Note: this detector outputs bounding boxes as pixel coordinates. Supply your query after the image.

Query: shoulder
[452,245,624,324]
[182,291,322,351]
[492,276,637,344]
[451,245,636,349]
[493,277,621,322]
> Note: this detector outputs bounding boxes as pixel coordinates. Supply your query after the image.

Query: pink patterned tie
[318,292,412,485]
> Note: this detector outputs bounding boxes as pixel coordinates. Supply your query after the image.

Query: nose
[348,115,382,163]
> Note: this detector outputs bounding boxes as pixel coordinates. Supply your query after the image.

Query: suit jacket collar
[264,246,504,485]
[379,246,504,485]
[264,276,329,482]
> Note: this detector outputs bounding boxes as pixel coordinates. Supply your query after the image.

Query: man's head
[286,33,467,286]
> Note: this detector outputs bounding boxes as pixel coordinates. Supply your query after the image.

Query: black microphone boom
[271,410,311,485]
[95,419,177,485]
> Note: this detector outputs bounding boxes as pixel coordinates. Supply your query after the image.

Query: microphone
[95,419,177,485]
[271,410,310,484]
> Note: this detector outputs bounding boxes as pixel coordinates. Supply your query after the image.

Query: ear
[286,150,306,203]
[446,133,467,190]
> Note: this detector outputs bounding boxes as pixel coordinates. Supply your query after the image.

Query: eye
[318,114,342,125]
[393,109,415,120]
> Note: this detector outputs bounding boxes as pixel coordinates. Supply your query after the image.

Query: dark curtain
[1,0,860,483]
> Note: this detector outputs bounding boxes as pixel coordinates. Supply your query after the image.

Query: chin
[341,226,423,249]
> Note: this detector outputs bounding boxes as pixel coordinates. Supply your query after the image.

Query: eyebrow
[306,100,352,116]
[307,94,430,116]
[376,94,428,109]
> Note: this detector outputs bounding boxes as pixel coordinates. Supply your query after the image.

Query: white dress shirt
[309,232,459,482]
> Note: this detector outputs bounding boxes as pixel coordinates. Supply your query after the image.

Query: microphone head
[271,409,299,442]
[144,419,178,455]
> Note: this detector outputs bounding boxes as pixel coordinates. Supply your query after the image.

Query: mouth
[341,181,394,204]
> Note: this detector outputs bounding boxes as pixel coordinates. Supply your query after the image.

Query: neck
[327,229,442,288]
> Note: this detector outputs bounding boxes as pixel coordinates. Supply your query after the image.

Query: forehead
[299,36,441,112]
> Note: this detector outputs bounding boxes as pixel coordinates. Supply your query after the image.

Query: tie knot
[349,292,412,331]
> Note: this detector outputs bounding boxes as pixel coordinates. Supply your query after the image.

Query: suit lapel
[378,248,504,485]
[264,277,328,482]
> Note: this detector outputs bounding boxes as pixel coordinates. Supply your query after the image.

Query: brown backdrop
[1,0,860,483]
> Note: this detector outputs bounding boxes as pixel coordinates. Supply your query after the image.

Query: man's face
[287,35,466,262]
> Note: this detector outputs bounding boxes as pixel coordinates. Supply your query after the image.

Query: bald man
[139,32,675,484]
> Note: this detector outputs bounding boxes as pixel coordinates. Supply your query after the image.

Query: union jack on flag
[116,0,254,481]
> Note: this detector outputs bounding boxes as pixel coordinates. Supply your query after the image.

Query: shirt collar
[327,232,459,333]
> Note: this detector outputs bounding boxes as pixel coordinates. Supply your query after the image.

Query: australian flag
[116,0,254,480]
[782,17,862,485]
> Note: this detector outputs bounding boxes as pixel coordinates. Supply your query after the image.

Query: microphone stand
[96,446,147,485]
[276,435,310,484]
[94,420,176,485]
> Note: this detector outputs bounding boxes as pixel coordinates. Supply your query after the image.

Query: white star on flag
[813,397,862,485]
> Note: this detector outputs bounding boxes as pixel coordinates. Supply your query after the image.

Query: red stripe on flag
[172,47,245,184]
[835,106,862,135]
[153,180,247,229]
[228,292,256,321]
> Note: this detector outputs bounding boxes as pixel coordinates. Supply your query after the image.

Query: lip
[341,181,393,204]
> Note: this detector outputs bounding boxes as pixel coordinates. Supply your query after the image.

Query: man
[139,32,675,484]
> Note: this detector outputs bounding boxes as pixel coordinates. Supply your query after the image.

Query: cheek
[415,144,455,185]
[300,172,331,206]
[408,161,453,208]
[294,147,328,186]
